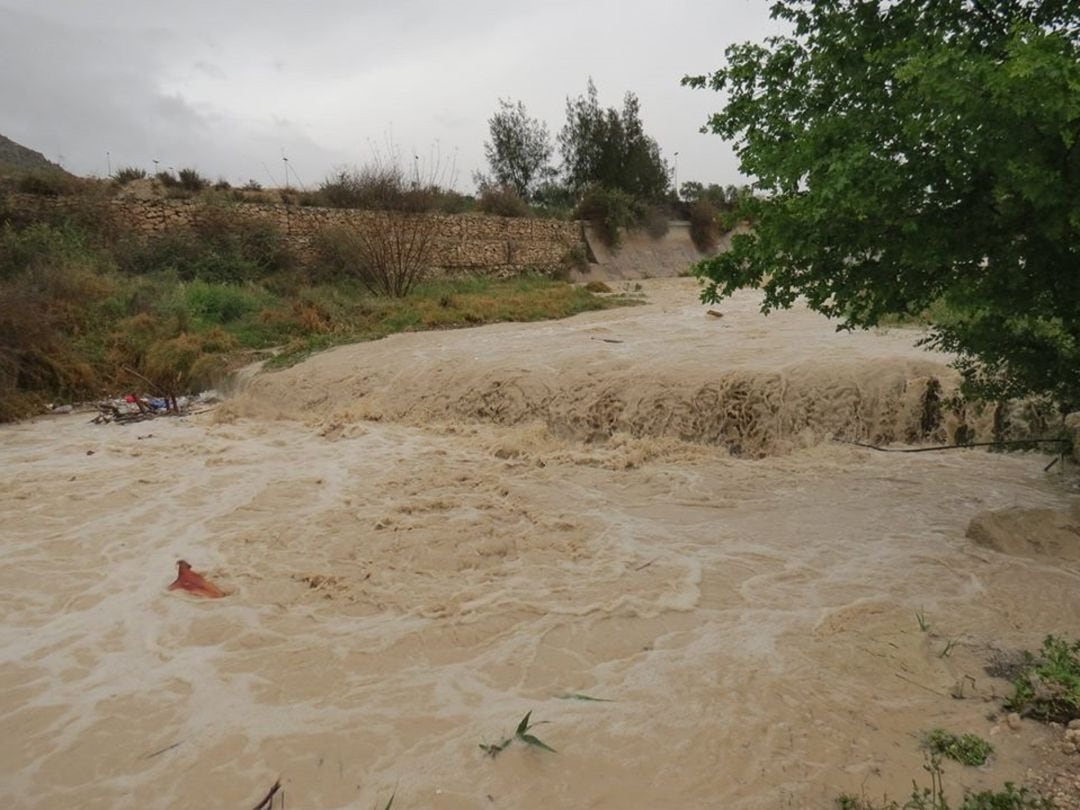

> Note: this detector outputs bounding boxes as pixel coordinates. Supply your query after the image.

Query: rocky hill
[0,133,66,176]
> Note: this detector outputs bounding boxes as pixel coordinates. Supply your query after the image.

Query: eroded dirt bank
[1,280,1076,809]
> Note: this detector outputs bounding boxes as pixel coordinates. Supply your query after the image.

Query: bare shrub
[314,216,435,297]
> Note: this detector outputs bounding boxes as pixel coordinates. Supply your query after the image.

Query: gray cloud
[0,0,781,188]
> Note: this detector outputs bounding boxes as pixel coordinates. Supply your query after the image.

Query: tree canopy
[558,79,671,200]
[481,99,553,201]
[685,0,1080,409]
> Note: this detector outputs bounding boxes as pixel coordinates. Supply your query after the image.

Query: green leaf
[515,711,532,736]
[685,0,1080,410]
[519,733,557,753]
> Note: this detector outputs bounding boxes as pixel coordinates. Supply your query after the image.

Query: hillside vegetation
[0,181,631,421]
[0,133,67,176]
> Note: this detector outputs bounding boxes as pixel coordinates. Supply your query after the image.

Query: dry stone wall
[3,192,583,276]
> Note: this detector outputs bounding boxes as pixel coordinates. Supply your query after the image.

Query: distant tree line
[476,78,745,249]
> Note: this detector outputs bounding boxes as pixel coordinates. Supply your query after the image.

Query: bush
[155,171,179,188]
[113,167,147,185]
[116,203,292,283]
[108,313,236,396]
[179,280,266,323]
[311,225,362,283]
[1006,636,1080,723]
[0,222,96,280]
[177,168,208,192]
[433,190,475,215]
[0,231,115,418]
[575,186,636,249]
[561,243,590,274]
[688,199,719,253]
[16,170,81,197]
[119,230,262,283]
[531,182,577,220]
[477,185,530,218]
[317,164,434,213]
[922,729,993,767]
[193,203,293,274]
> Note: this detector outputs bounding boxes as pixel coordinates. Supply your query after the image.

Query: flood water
[1,280,1076,809]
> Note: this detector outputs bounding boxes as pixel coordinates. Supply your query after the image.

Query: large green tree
[481,99,554,201]
[559,78,671,200]
[685,0,1080,409]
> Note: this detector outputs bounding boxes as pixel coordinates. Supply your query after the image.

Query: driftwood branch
[844,438,1069,454]
[119,365,167,397]
[251,779,282,810]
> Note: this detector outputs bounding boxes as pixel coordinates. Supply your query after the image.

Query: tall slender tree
[481,99,553,201]
[558,79,670,200]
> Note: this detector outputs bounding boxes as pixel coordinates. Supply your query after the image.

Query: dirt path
[1,280,1076,809]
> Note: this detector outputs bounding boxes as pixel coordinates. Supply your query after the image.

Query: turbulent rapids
[229,281,995,456]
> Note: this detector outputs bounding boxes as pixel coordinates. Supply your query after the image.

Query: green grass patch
[1005,636,1080,723]
[0,209,638,418]
[175,280,274,324]
[264,274,639,368]
[922,729,993,766]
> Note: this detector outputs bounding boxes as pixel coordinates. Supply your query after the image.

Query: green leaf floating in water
[556,692,614,702]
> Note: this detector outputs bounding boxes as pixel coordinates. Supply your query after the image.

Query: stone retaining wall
[2,192,583,276]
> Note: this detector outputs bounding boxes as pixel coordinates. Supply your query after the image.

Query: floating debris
[90,390,222,425]
[167,560,226,599]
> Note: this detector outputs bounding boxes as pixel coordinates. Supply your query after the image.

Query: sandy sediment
[1,279,1077,809]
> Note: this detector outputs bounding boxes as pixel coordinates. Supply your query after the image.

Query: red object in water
[168,560,226,598]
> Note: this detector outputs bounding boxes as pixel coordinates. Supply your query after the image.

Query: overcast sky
[0,1,781,191]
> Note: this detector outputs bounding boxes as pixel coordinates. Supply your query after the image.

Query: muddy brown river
[1,279,1076,809]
